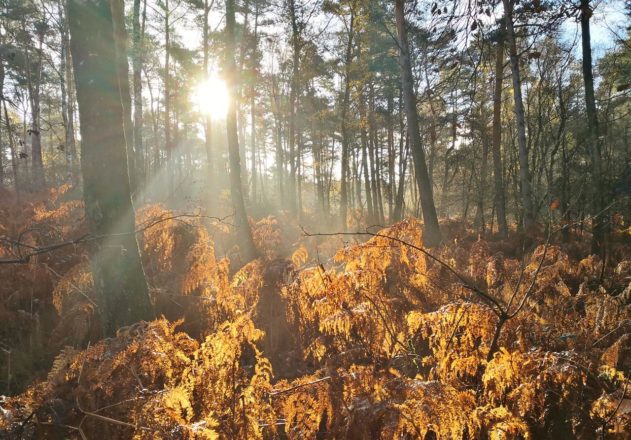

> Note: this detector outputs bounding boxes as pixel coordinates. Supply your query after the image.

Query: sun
[192,76,229,119]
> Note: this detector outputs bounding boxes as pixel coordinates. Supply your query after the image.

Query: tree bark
[503,0,534,229]
[394,0,441,246]
[359,86,374,222]
[3,100,20,197]
[580,0,605,255]
[271,75,284,203]
[0,56,4,185]
[164,0,172,193]
[225,0,258,261]
[250,3,260,204]
[492,19,509,237]
[111,0,136,192]
[68,0,153,336]
[132,0,146,187]
[386,86,395,220]
[25,28,45,190]
[339,8,355,230]
[202,0,214,186]
[287,0,300,214]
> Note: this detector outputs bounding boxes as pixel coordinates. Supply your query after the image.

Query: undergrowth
[0,187,629,439]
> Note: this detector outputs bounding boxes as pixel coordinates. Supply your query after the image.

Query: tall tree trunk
[68,0,153,336]
[492,19,509,237]
[58,0,70,172]
[503,0,534,229]
[271,79,284,204]
[164,0,172,194]
[25,30,45,190]
[250,4,260,204]
[0,56,4,185]
[202,0,215,187]
[393,135,408,222]
[359,86,374,222]
[387,86,395,220]
[132,0,146,187]
[287,0,300,214]
[3,100,20,197]
[475,120,490,235]
[580,0,605,255]
[369,83,384,224]
[66,80,78,183]
[394,0,441,246]
[250,93,257,205]
[225,0,258,262]
[111,0,136,193]
[339,9,355,230]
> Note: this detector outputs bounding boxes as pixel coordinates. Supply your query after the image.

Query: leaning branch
[301,227,507,316]
[0,212,232,265]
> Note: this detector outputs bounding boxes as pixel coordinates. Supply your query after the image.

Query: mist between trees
[0,0,630,438]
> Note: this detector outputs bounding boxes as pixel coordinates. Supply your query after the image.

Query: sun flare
[192,76,229,119]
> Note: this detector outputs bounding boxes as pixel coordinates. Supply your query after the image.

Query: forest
[0,0,630,438]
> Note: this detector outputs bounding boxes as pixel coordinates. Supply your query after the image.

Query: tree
[394,0,441,246]
[287,0,302,214]
[164,0,173,194]
[201,0,214,187]
[68,0,153,336]
[503,0,534,229]
[579,0,605,255]
[337,1,356,230]
[111,0,136,192]
[58,0,78,185]
[25,15,46,190]
[225,0,258,261]
[491,19,509,237]
[132,0,147,187]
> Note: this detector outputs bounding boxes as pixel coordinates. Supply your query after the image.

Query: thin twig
[268,376,331,396]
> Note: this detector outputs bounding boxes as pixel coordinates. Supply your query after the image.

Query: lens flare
[192,76,229,119]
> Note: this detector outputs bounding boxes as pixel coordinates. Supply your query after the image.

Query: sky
[563,0,629,59]
[173,0,629,67]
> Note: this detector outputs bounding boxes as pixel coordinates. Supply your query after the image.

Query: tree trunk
[387,87,395,220]
[369,83,384,224]
[58,0,70,173]
[503,0,534,229]
[580,0,605,255]
[475,121,490,235]
[225,0,258,262]
[132,0,145,187]
[202,0,213,187]
[271,80,284,204]
[68,0,153,336]
[3,100,20,197]
[393,136,408,222]
[394,0,441,246]
[359,86,374,223]
[287,0,300,214]
[25,30,45,190]
[164,0,172,194]
[0,57,4,185]
[111,0,136,193]
[250,5,260,205]
[492,19,509,237]
[339,8,355,230]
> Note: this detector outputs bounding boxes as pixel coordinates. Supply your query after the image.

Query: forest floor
[0,186,630,439]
